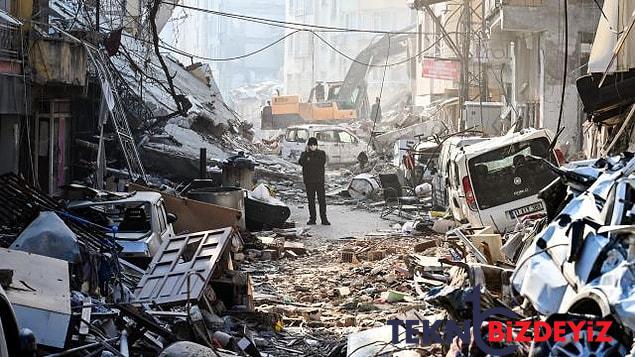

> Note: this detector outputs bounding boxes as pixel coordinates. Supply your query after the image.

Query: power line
[367,35,391,152]
[556,0,568,135]
[123,27,447,68]
[159,30,302,61]
[160,1,421,35]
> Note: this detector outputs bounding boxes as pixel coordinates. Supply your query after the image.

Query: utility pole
[480,0,488,102]
[460,0,471,130]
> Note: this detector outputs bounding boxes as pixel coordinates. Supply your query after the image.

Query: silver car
[68,192,176,263]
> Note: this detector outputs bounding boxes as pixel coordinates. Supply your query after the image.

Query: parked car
[280,124,367,165]
[447,128,561,233]
[432,135,487,209]
[0,286,19,357]
[68,191,177,265]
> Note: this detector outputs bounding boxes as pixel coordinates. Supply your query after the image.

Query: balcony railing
[486,0,544,18]
[0,22,20,60]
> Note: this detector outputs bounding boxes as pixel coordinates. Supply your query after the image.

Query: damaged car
[280,124,367,165]
[448,128,562,233]
[67,191,177,265]
[513,153,635,355]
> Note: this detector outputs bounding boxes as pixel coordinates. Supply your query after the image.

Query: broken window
[468,138,558,209]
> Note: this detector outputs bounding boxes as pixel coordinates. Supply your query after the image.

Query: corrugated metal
[0,74,25,115]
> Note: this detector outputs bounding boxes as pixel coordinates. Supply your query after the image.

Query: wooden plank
[79,297,91,336]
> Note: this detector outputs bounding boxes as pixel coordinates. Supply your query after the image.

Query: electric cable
[556,0,568,136]
[121,29,448,68]
[367,34,391,152]
[157,29,302,61]
[160,1,421,35]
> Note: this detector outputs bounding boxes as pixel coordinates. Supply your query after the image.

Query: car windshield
[468,137,558,209]
[71,202,152,234]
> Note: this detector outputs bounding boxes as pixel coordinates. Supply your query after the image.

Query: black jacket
[299,149,326,184]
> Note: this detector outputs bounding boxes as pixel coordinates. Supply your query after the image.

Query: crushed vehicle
[280,124,368,165]
[513,153,635,355]
[447,128,562,233]
[67,191,177,265]
[431,134,486,210]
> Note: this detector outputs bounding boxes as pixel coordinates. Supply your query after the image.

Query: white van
[447,128,561,233]
[432,135,487,209]
[280,124,367,165]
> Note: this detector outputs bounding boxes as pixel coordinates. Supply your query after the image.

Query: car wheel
[530,314,628,357]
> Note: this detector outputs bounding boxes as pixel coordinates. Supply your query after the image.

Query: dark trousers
[305,181,327,221]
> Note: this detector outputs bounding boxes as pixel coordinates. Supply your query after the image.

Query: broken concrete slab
[283,241,306,255]
[336,287,351,297]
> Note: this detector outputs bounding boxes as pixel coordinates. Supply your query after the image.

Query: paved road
[289,203,396,241]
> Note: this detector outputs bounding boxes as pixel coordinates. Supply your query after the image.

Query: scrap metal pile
[0,173,283,356]
[394,153,635,355]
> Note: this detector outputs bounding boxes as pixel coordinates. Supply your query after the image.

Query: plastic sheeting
[248,183,286,207]
[10,211,81,263]
[347,174,380,200]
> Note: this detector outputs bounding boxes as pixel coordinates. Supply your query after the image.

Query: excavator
[261,26,414,130]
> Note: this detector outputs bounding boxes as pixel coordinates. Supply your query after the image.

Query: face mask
[308,145,317,151]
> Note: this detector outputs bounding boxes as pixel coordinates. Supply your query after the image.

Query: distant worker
[261,101,273,128]
[315,81,325,102]
[371,97,382,122]
[299,137,330,225]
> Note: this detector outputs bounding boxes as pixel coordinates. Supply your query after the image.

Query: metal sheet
[0,248,71,348]
[128,183,241,234]
[134,228,234,305]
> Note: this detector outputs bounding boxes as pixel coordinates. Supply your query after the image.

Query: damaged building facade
[410,0,600,156]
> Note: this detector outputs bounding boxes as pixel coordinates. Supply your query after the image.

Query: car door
[336,130,358,164]
[315,129,339,164]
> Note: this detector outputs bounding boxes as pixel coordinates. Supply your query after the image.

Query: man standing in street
[299,137,330,225]
[370,97,382,122]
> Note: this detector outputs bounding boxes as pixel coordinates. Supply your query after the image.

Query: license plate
[508,202,544,218]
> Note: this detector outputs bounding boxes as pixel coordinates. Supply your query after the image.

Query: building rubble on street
[4,0,635,356]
